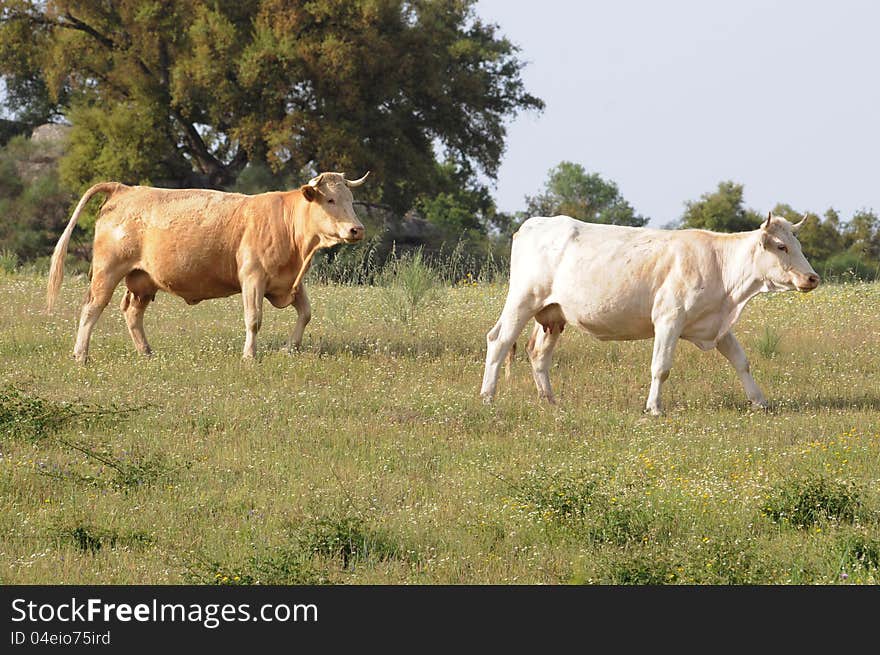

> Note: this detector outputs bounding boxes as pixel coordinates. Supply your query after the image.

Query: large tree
[0,0,543,211]
[679,180,762,233]
[524,161,648,227]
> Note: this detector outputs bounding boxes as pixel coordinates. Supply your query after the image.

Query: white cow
[480,213,820,415]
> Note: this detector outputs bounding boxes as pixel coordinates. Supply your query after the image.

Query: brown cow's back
[94,186,295,304]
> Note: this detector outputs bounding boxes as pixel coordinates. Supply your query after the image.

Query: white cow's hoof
[750,400,769,411]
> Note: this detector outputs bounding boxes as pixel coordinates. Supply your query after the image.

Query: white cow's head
[300,171,369,244]
[755,213,820,292]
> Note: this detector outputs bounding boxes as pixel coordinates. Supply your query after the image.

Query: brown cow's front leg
[287,284,312,351]
[241,275,266,359]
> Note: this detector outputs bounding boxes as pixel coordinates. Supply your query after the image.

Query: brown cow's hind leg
[73,266,127,363]
[121,270,157,356]
[121,291,154,355]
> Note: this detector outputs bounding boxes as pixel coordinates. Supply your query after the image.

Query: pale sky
[474,0,880,226]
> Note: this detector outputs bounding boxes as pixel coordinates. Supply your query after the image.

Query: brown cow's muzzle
[343,225,365,242]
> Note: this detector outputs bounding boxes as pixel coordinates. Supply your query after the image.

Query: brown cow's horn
[308,173,325,187]
[344,171,370,187]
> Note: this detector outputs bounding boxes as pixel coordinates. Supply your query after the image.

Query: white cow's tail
[46,182,123,313]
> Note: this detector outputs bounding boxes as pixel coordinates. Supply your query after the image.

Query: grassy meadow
[1,270,879,585]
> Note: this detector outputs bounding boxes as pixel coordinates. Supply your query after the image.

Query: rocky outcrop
[13,122,70,182]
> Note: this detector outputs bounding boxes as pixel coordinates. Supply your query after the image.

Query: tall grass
[308,236,509,287]
[2,274,879,584]
[0,249,18,274]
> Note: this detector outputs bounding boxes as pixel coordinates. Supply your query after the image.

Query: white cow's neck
[720,231,766,306]
[707,231,769,342]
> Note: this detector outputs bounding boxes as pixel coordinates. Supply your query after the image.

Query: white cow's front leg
[716,331,768,409]
[241,275,266,360]
[646,317,684,416]
[480,301,536,402]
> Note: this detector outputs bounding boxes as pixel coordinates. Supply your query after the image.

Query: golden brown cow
[46,172,369,362]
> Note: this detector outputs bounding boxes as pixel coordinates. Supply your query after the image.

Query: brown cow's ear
[301,185,318,202]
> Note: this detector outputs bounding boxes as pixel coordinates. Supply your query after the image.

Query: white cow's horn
[344,171,370,187]
[792,213,808,232]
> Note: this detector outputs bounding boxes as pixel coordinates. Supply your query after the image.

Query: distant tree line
[0,2,876,281]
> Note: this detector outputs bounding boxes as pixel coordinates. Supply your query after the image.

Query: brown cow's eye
[327,198,335,204]
[777,244,788,252]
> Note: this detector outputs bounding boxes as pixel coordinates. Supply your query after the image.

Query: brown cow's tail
[46,182,122,313]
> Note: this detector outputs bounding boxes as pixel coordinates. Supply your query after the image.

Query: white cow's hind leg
[287,284,312,351]
[241,277,266,359]
[527,321,563,404]
[480,300,537,402]
[716,331,767,409]
[646,317,684,416]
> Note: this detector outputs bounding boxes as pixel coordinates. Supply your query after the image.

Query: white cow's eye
[777,244,788,252]
[327,198,335,204]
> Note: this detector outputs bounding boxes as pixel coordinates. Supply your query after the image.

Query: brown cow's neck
[286,190,321,256]
[285,191,322,295]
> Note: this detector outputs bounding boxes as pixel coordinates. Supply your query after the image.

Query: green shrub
[297,515,414,568]
[836,533,880,571]
[380,248,440,323]
[57,523,154,555]
[819,253,879,282]
[755,325,782,359]
[512,466,600,526]
[0,385,140,442]
[761,476,865,528]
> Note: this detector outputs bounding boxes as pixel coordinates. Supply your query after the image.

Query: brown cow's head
[755,213,820,293]
[300,171,369,244]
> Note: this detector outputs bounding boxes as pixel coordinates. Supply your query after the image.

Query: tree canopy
[0,0,543,212]
[524,161,648,227]
[679,180,763,233]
